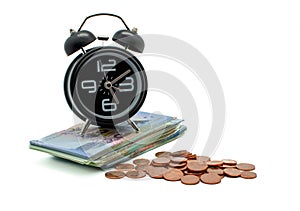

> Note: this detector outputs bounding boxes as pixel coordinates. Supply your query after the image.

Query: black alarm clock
[63,13,147,135]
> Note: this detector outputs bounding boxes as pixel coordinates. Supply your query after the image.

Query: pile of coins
[105,150,257,185]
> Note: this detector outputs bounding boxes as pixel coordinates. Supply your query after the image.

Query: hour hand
[109,88,119,104]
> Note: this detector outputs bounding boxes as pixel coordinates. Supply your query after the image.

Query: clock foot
[80,119,91,136]
[127,119,140,132]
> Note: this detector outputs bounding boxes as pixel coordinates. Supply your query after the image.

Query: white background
[0,0,299,210]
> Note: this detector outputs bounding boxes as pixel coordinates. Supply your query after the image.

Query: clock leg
[80,119,91,136]
[127,119,140,132]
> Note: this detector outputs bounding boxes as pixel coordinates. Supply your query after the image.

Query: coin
[207,160,223,167]
[183,170,203,177]
[126,170,146,179]
[181,175,200,185]
[169,162,187,168]
[221,165,237,169]
[200,173,222,184]
[105,171,125,179]
[147,166,168,179]
[224,168,241,177]
[155,151,172,158]
[172,150,191,157]
[171,157,188,163]
[236,163,255,171]
[115,163,134,171]
[222,159,237,166]
[186,154,197,160]
[187,160,208,172]
[163,169,184,181]
[105,150,256,185]
[241,171,257,179]
[135,164,150,172]
[133,158,150,166]
[207,168,224,175]
[152,157,170,166]
[170,165,187,171]
[197,156,211,162]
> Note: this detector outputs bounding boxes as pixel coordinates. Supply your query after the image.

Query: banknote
[30,125,186,168]
[30,111,184,161]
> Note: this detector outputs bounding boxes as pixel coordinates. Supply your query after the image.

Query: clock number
[97,59,116,72]
[119,77,134,92]
[81,80,97,93]
[102,99,117,112]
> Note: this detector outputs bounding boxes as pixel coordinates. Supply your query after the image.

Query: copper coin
[147,166,168,179]
[172,150,191,157]
[155,151,172,157]
[151,162,166,167]
[200,173,222,184]
[183,170,203,177]
[224,168,241,177]
[126,170,146,179]
[197,156,211,162]
[206,160,223,167]
[181,175,200,185]
[222,159,237,166]
[169,162,187,168]
[163,169,184,181]
[186,154,197,159]
[105,171,125,179]
[171,157,188,163]
[169,165,187,171]
[152,157,170,166]
[115,163,134,171]
[146,165,165,173]
[183,154,193,159]
[236,163,255,171]
[187,160,208,172]
[133,158,150,166]
[207,168,224,175]
[241,171,257,179]
[221,165,237,169]
[135,164,150,172]
[187,156,197,160]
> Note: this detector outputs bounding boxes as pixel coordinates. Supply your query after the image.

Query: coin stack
[105,150,257,185]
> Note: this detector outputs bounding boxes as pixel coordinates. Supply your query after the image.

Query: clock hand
[109,87,119,104]
[104,73,108,81]
[103,70,109,82]
[112,85,120,90]
[111,69,131,85]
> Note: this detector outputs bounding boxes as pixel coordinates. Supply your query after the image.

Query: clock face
[65,46,147,126]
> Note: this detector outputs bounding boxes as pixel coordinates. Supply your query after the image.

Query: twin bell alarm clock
[64,13,148,135]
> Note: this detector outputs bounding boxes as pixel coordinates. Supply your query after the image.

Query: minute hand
[111,69,131,85]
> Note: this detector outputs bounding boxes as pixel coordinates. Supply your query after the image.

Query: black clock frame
[64,46,148,127]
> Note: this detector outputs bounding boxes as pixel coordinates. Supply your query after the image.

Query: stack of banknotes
[30,111,186,169]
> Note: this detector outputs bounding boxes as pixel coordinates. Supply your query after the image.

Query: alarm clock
[63,13,147,135]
